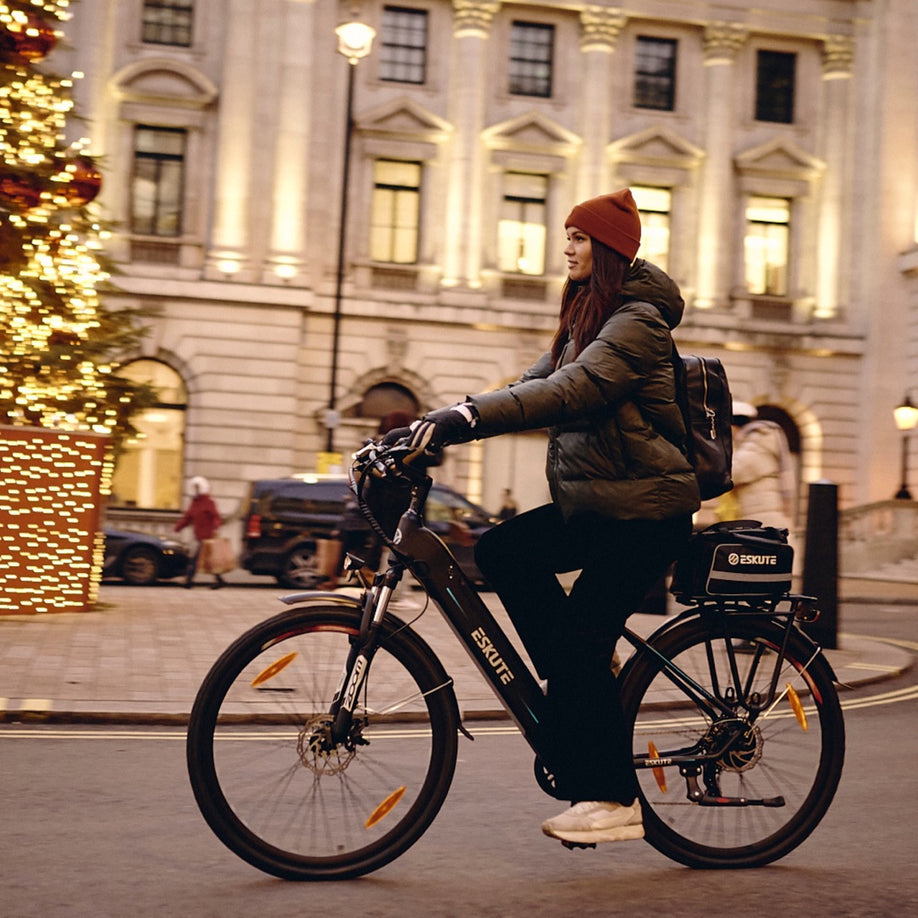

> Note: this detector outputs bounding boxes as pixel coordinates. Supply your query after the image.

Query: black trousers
[474,504,692,803]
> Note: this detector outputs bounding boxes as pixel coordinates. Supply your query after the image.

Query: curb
[2,634,911,727]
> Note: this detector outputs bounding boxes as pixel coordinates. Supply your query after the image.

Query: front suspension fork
[328,565,403,743]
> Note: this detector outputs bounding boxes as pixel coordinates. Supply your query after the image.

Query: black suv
[240,475,496,588]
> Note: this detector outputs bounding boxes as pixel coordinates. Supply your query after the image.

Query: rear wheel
[186,604,459,880]
[621,614,844,868]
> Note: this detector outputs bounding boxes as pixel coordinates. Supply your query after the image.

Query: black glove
[403,403,479,459]
[379,425,413,447]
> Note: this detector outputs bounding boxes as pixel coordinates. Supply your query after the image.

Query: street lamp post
[324,18,376,457]
[893,393,918,499]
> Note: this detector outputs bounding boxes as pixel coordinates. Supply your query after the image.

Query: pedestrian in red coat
[174,475,224,588]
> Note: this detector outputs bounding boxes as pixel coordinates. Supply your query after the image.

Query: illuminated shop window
[110,360,187,510]
[370,159,421,264]
[498,172,547,275]
[744,196,790,296]
[631,185,672,272]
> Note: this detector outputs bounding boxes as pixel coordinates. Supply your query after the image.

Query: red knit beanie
[565,188,641,261]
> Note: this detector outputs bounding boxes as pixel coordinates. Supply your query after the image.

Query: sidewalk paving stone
[0,576,913,724]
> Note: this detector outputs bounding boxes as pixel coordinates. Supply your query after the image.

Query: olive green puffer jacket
[468,259,701,522]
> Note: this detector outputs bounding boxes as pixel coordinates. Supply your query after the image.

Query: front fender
[279,590,361,607]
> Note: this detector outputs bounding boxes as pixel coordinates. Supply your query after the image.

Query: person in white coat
[721,402,795,531]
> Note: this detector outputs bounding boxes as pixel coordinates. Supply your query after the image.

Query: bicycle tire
[186,603,460,880]
[620,614,844,868]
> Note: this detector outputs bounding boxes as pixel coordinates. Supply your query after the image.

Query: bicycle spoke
[187,605,459,880]
[624,615,844,868]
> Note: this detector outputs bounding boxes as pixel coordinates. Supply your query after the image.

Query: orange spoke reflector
[648,740,667,793]
[365,786,407,829]
[786,683,808,731]
[250,652,298,688]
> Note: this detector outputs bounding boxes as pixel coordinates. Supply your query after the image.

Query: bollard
[801,480,839,650]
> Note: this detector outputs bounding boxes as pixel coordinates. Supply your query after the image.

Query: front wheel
[277,543,321,588]
[187,604,460,880]
[120,546,159,585]
[621,614,844,869]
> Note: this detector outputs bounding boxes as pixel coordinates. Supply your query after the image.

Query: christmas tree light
[1,0,152,445]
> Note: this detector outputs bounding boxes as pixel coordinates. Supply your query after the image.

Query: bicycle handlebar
[349,439,436,552]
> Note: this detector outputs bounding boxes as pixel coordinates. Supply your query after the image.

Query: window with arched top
[110,359,187,509]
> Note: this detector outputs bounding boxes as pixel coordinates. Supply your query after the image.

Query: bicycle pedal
[560,840,597,851]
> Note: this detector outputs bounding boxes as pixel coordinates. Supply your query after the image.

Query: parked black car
[102,528,191,586]
[240,475,496,588]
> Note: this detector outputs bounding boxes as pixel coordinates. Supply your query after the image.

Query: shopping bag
[201,536,236,574]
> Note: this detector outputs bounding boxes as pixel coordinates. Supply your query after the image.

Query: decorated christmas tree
[1,0,153,613]
[1,0,152,448]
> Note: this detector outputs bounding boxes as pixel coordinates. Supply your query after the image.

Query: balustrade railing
[838,499,918,575]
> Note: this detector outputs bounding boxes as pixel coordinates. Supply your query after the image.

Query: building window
[631,185,672,272]
[379,7,428,83]
[141,0,194,47]
[755,50,796,123]
[370,160,421,264]
[744,196,790,296]
[110,360,187,510]
[509,22,553,97]
[498,172,547,275]
[131,126,186,237]
[634,37,677,111]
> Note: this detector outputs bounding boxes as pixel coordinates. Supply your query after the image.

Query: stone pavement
[0,574,913,724]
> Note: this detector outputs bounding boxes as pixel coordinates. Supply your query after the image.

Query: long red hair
[551,239,631,363]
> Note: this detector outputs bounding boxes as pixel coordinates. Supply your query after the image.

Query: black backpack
[671,346,734,501]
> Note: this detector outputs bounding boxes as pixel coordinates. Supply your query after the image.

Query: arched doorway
[349,382,419,424]
[110,359,187,509]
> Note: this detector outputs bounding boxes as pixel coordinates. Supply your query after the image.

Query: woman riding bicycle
[388,189,701,845]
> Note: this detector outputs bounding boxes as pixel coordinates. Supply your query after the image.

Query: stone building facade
[59,0,918,527]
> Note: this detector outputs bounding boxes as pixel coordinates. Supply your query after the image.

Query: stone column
[576,6,627,202]
[814,35,854,319]
[695,22,747,310]
[263,0,318,285]
[205,0,257,279]
[442,0,500,290]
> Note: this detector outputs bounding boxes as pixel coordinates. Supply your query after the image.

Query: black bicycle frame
[310,465,831,775]
[391,503,551,750]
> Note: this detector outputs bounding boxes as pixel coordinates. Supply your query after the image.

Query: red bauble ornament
[3,12,59,61]
[61,156,103,206]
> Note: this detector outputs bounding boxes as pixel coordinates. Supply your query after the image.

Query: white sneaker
[541,799,644,844]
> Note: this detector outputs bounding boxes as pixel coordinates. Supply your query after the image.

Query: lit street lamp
[893,393,918,499]
[323,17,376,458]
